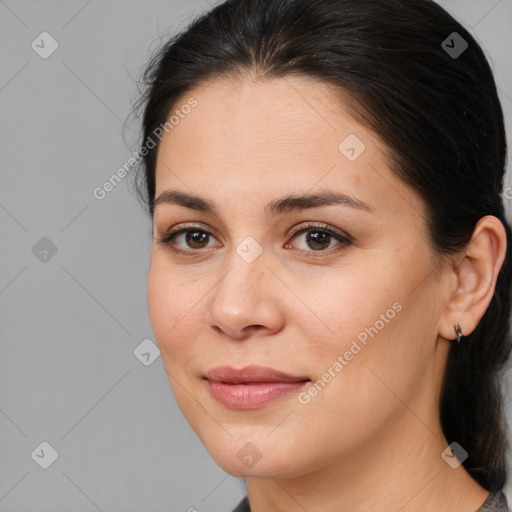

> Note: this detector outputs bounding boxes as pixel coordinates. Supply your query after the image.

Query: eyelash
[156,222,353,259]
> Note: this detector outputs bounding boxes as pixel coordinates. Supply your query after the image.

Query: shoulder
[477,491,510,512]
[231,496,250,512]
[230,492,511,512]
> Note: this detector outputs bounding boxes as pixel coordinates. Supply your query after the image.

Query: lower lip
[207,380,309,409]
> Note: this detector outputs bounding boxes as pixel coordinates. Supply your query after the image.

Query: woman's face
[147,75,452,479]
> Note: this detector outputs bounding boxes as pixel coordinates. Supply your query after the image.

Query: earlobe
[453,322,463,343]
[438,215,507,343]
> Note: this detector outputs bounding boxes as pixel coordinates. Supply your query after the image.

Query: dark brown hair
[133,0,512,491]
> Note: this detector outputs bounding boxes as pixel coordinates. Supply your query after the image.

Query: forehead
[153,75,424,223]
[156,76,381,174]
[166,74,368,146]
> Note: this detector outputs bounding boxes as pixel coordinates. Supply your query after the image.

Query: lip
[204,365,310,409]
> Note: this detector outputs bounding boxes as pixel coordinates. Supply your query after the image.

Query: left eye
[287,226,351,252]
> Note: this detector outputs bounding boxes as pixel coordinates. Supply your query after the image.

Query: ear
[438,215,507,341]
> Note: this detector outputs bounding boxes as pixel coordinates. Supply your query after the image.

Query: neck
[244,405,490,512]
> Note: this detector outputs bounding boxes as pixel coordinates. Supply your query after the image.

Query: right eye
[156,224,222,254]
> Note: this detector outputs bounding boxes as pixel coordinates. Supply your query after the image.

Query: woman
[133,0,512,510]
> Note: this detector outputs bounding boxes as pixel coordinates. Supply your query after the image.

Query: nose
[205,250,286,340]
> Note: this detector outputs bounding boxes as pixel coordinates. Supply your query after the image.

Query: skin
[147,74,507,512]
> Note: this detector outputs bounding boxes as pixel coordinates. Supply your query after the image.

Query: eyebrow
[152,189,375,216]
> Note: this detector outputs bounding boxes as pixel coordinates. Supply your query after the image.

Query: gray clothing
[231,490,510,511]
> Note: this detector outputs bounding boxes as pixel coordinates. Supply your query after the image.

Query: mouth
[204,365,310,409]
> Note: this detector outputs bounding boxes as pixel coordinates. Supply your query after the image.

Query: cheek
[302,272,401,354]
[147,258,199,360]
[147,259,206,417]
[293,268,413,406]
[301,268,438,431]
[147,266,174,343]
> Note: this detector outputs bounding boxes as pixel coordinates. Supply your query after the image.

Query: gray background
[1,1,511,511]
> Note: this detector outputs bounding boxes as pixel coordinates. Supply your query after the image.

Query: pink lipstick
[204,365,310,409]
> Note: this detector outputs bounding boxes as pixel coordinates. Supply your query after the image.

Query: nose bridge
[206,237,283,337]
[215,235,267,304]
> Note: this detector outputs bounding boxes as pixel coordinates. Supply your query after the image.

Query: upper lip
[205,365,310,384]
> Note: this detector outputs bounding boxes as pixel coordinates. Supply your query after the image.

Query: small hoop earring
[454,323,463,343]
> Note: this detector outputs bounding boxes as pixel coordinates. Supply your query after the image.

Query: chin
[171,383,325,478]
[196,428,310,479]
[209,447,294,479]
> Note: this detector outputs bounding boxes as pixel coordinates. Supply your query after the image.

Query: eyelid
[288,221,351,241]
[157,221,349,239]
[156,222,220,241]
